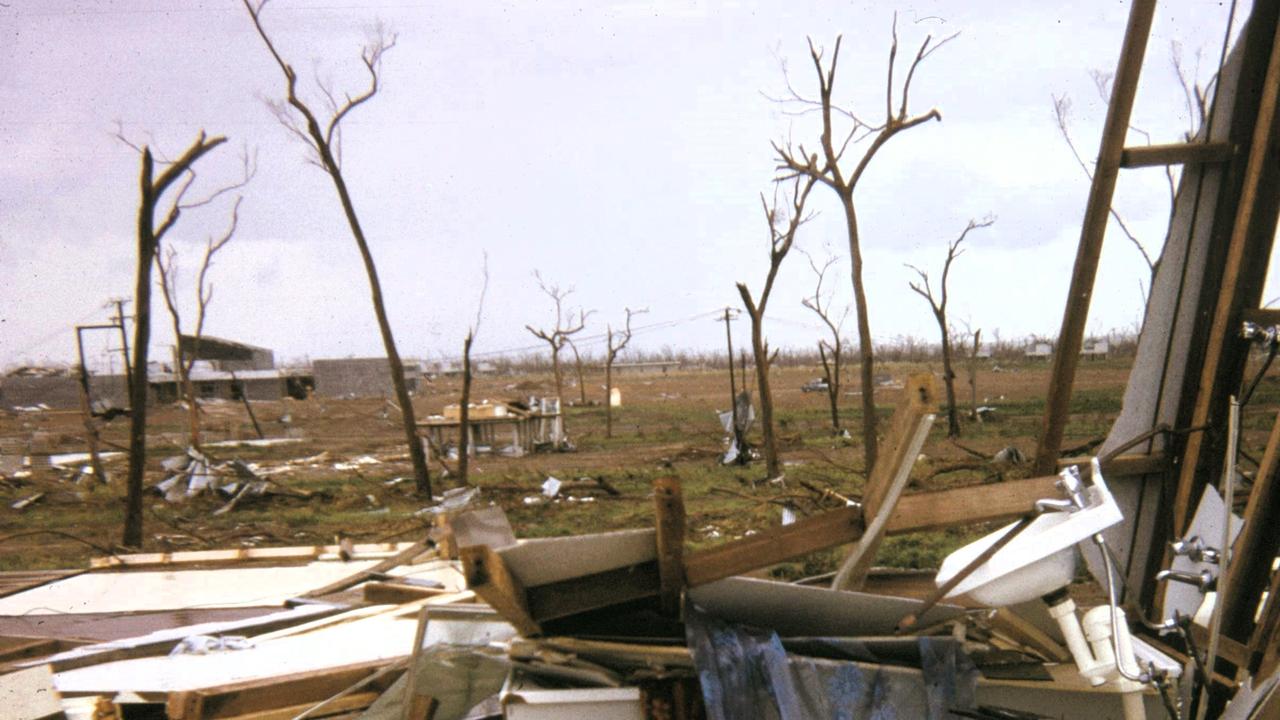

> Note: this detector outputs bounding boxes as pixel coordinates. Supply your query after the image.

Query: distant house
[1081,339,1110,360]
[1025,342,1053,360]
[601,361,682,376]
[149,367,313,403]
[313,358,425,398]
[179,334,274,372]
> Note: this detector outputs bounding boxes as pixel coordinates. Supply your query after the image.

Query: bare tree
[565,337,589,406]
[457,255,489,486]
[773,18,956,472]
[604,307,646,438]
[525,271,592,402]
[800,249,849,435]
[155,189,246,450]
[737,176,817,478]
[120,132,230,548]
[244,0,432,498]
[906,217,994,437]
[958,320,982,420]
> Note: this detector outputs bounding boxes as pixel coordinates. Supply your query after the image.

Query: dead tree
[959,321,982,419]
[457,256,489,486]
[737,176,817,478]
[155,192,246,450]
[604,307,646,438]
[525,271,592,402]
[774,19,956,472]
[800,250,850,435]
[565,337,589,406]
[906,217,994,437]
[121,132,229,548]
[244,0,432,498]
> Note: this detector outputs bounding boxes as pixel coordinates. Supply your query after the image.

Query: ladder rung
[1120,141,1234,168]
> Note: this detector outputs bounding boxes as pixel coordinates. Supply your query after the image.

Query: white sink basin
[936,462,1124,607]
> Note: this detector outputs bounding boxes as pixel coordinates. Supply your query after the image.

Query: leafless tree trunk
[156,192,247,450]
[457,256,488,486]
[962,323,982,419]
[605,308,646,438]
[906,217,993,437]
[244,0,432,498]
[121,132,229,548]
[773,18,955,473]
[525,271,592,402]
[800,250,849,434]
[566,337,588,406]
[737,176,817,478]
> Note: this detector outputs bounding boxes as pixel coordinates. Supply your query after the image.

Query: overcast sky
[2,0,1272,371]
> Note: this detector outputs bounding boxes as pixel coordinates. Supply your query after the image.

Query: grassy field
[3,356,1277,576]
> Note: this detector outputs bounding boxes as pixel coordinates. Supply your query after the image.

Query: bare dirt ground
[2,357,1276,575]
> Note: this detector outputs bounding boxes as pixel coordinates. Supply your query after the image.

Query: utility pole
[74,323,117,484]
[110,298,133,399]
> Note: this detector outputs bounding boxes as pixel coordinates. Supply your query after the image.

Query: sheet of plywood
[0,664,63,720]
[496,529,656,588]
[688,577,963,637]
[0,561,385,616]
[52,601,442,695]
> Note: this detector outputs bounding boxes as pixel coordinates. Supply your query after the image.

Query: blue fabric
[686,604,978,720]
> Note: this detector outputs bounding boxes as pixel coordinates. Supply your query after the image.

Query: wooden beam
[833,375,937,591]
[1220,411,1280,647]
[524,561,661,622]
[362,581,453,605]
[684,506,864,587]
[165,659,396,719]
[1119,141,1233,168]
[300,537,433,599]
[1241,307,1280,325]
[1174,11,1280,536]
[652,477,686,615]
[1033,0,1159,475]
[1247,562,1280,678]
[886,475,1059,535]
[860,374,938,520]
[1057,452,1168,478]
[459,545,540,636]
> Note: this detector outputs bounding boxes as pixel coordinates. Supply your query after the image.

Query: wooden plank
[1119,141,1233,168]
[1241,307,1280,325]
[652,476,686,615]
[860,374,937,520]
[684,506,864,587]
[207,692,380,720]
[1033,0,1160,475]
[165,659,394,719]
[300,537,433,599]
[524,561,661,622]
[460,545,540,636]
[886,475,1059,535]
[1220,410,1280,648]
[89,542,417,570]
[1057,452,1168,478]
[1245,558,1280,678]
[362,581,452,605]
[833,396,935,590]
[990,608,1070,663]
[1174,12,1280,535]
